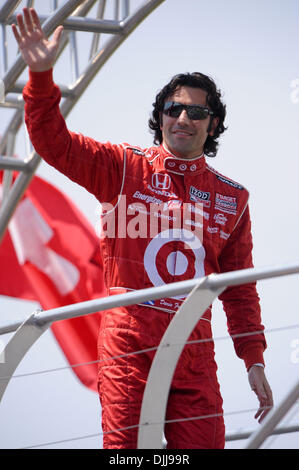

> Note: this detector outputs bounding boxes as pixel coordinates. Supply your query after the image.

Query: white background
[0,0,298,449]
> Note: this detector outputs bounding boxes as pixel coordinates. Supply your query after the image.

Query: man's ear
[159,111,163,130]
[208,116,219,136]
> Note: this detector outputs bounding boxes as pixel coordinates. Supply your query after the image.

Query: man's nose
[177,109,191,125]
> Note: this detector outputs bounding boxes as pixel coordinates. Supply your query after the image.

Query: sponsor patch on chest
[215,193,237,215]
[213,213,227,225]
[189,186,211,207]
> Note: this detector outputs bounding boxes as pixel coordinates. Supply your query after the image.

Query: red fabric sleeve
[23,69,124,204]
[218,204,266,370]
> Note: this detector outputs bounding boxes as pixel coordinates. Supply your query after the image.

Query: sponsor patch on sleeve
[216,175,244,190]
[131,148,145,156]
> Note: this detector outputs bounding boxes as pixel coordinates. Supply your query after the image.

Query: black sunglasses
[163,101,214,120]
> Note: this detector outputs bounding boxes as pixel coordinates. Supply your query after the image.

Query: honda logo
[151,173,171,190]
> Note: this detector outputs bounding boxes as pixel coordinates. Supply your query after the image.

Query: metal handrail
[226,423,299,442]
[1,263,299,335]
[1,262,299,449]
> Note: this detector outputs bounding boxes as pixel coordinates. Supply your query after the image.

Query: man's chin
[167,144,193,159]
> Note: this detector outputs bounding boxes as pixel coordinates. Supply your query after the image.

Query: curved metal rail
[137,277,225,448]
[1,263,299,448]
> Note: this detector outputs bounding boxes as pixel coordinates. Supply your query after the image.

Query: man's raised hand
[12,7,63,72]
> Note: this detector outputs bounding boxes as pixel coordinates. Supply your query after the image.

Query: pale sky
[0,0,299,449]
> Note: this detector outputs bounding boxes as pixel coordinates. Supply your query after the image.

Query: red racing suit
[23,69,266,449]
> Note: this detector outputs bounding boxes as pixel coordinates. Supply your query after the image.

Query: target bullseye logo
[144,228,205,298]
[167,251,188,276]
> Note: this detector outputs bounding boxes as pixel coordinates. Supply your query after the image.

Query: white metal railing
[1,262,299,449]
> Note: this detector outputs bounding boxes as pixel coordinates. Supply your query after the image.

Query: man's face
[160,86,218,159]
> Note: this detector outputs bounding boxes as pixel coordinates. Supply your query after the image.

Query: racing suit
[23,69,266,449]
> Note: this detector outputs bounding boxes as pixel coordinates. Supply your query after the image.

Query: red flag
[0,172,107,392]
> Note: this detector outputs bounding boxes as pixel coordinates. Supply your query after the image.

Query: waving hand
[12,8,63,72]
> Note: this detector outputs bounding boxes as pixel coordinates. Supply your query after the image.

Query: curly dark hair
[148,72,227,158]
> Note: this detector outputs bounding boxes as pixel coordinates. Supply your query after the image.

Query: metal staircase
[0,0,165,242]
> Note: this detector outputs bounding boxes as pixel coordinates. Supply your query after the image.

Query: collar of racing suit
[160,144,206,176]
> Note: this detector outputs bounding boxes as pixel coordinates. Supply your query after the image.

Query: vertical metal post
[0,312,49,402]
[122,0,130,19]
[138,278,225,448]
[1,24,8,75]
[1,131,16,203]
[69,31,80,81]
[114,0,120,20]
[89,0,107,59]
[51,0,58,11]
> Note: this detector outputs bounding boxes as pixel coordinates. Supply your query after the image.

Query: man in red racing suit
[14,8,273,449]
